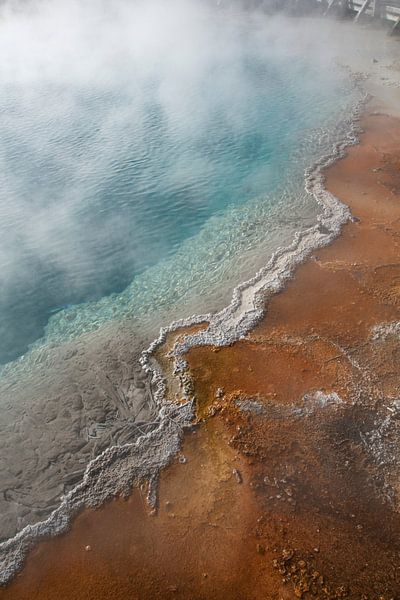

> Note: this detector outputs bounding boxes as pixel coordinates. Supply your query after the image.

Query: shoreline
[0,13,366,552]
[0,75,365,586]
[1,17,400,598]
[1,106,400,598]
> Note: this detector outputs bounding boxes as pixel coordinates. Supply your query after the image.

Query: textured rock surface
[0,321,156,541]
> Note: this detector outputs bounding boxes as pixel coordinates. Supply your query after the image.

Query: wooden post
[373,0,381,19]
[340,0,350,17]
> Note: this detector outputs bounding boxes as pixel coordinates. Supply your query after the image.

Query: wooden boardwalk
[321,0,400,33]
[254,0,400,34]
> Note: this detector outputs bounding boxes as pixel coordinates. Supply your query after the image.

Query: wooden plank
[386,6,400,18]
[388,14,400,32]
[354,0,372,20]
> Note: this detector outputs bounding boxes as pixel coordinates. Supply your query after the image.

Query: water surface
[0,0,365,562]
[0,1,357,366]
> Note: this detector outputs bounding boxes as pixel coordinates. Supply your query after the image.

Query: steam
[0,0,355,363]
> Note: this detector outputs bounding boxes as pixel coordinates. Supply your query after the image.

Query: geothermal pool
[0,0,360,582]
[0,1,357,365]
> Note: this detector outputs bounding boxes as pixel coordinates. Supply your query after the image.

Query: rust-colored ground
[1,112,400,600]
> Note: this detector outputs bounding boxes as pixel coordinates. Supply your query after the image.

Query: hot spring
[0,0,361,577]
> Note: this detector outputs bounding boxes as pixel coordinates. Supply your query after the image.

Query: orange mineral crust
[1,112,400,600]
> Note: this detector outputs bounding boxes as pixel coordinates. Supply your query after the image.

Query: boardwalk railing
[350,0,400,30]
[321,0,400,32]
[250,0,400,33]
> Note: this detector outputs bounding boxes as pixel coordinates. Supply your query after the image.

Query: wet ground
[1,113,400,600]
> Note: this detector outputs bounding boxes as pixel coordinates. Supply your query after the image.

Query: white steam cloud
[0,0,361,362]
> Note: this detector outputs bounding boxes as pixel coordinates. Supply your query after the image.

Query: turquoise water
[0,2,364,557]
[0,3,356,366]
